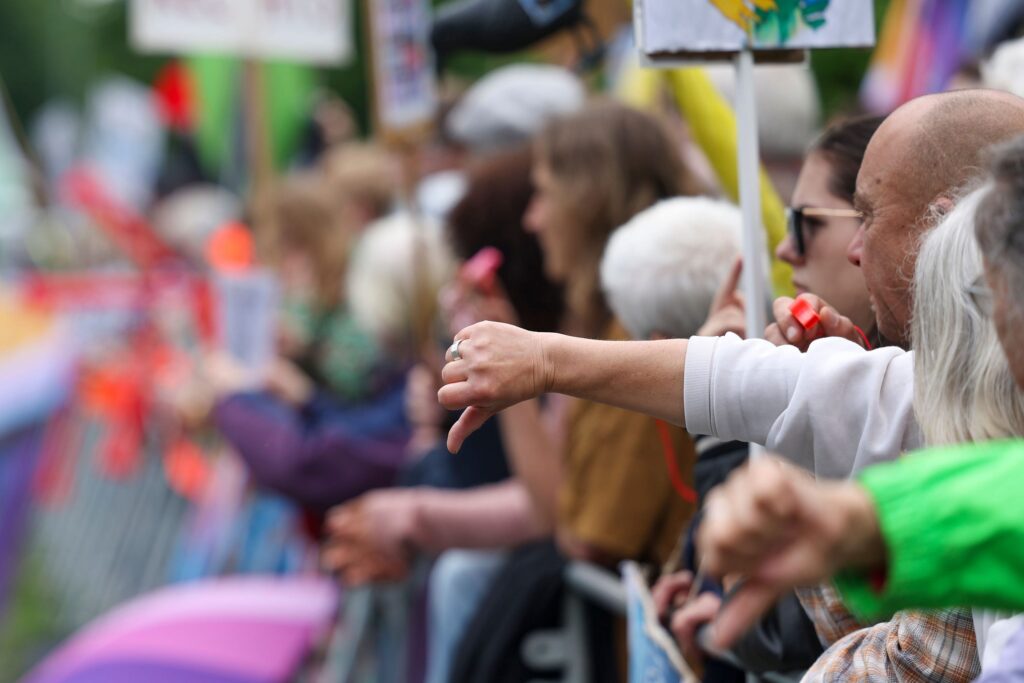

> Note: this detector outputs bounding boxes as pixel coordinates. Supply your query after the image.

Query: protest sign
[636,0,874,59]
[367,0,438,140]
[131,0,353,65]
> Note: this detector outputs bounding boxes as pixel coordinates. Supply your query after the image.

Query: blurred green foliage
[0,0,518,138]
[1,0,888,137]
[0,549,63,683]
[0,1,161,126]
[0,0,366,136]
[810,0,890,119]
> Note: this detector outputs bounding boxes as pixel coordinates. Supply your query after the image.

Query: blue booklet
[623,561,699,683]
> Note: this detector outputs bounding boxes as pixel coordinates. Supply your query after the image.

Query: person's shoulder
[806,336,908,356]
[804,338,912,376]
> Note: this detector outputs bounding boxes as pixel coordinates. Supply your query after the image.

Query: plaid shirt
[797,584,871,646]
[796,584,980,682]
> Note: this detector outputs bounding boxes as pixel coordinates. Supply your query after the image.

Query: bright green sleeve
[835,440,1024,618]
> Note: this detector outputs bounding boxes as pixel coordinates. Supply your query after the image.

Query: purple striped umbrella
[22,575,338,683]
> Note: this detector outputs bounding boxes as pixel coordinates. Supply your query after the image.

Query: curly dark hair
[446,146,564,333]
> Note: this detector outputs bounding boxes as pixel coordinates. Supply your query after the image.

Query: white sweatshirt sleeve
[683,334,921,480]
[976,612,1024,670]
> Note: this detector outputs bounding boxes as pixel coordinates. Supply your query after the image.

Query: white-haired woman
[645,186,1020,675]
[600,196,743,343]
[908,186,1024,668]
[701,185,1024,677]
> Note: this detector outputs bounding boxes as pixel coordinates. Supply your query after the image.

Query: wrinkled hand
[438,322,552,453]
[764,294,866,351]
[653,570,695,618]
[203,351,262,398]
[322,491,418,585]
[652,571,721,672]
[697,258,747,338]
[166,378,215,428]
[697,456,883,650]
[671,593,722,673]
[323,541,409,586]
[265,357,314,406]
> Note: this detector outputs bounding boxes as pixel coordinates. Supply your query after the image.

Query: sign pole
[735,45,767,458]
[242,58,274,248]
[734,46,768,339]
[397,140,437,365]
[364,0,439,364]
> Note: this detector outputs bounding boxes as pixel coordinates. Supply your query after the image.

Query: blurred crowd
[8,2,1024,683]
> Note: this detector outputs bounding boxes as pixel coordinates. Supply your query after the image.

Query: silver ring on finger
[448,339,464,361]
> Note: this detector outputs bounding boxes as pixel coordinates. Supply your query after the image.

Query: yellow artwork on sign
[708,0,778,32]
[707,0,842,44]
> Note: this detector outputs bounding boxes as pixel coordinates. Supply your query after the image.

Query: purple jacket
[214,381,411,511]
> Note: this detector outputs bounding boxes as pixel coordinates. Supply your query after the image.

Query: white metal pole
[735,46,768,458]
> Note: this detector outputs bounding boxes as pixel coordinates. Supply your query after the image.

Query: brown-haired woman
[427,100,707,683]
[325,108,703,678]
[774,114,885,344]
[528,99,704,338]
[488,100,702,568]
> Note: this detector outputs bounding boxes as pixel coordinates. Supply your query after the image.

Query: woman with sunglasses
[775,115,885,346]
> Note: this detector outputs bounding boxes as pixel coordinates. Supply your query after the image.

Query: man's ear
[932,196,956,217]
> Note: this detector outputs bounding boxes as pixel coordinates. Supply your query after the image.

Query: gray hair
[976,134,1024,323]
[445,65,585,153]
[600,197,742,340]
[912,185,1024,445]
[347,212,454,351]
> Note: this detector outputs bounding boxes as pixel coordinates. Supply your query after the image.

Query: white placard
[214,269,278,373]
[636,0,874,56]
[131,0,353,65]
[369,0,438,135]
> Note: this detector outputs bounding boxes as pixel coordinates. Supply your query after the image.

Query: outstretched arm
[437,321,688,452]
[697,441,1024,650]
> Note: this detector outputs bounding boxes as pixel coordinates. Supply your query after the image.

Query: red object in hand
[459,247,504,294]
[789,297,821,331]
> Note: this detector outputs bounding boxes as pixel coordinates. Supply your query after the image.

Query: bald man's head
[848,89,1024,347]
[905,90,1024,210]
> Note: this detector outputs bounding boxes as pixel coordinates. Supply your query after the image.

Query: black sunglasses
[787,206,863,256]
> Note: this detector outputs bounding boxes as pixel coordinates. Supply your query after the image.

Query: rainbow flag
[860,0,971,114]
